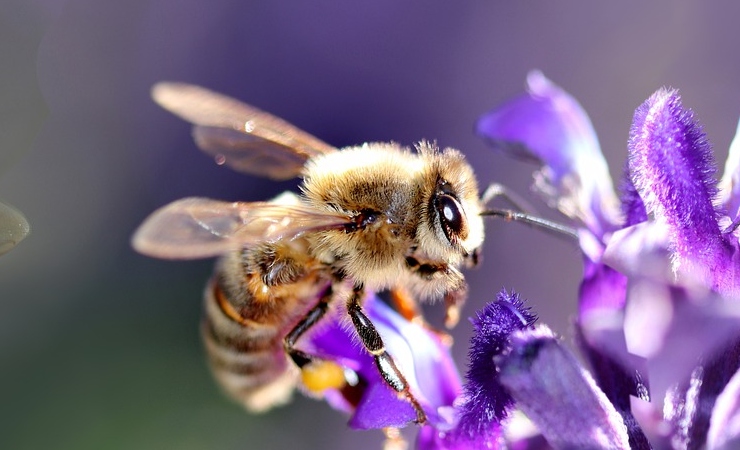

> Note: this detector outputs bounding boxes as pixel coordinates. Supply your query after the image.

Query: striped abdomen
[201,250,330,412]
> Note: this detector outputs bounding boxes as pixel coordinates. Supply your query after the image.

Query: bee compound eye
[436,194,465,242]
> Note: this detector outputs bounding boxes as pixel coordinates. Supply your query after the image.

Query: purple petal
[581,275,740,406]
[576,327,652,449]
[677,343,740,448]
[477,70,620,237]
[664,367,705,448]
[497,325,631,449]
[718,118,740,218]
[627,88,734,287]
[707,366,740,449]
[602,221,674,282]
[306,293,461,430]
[416,424,503,450]
[419,290,535,449]
[455,290,536,443]
[618,163,648,227]
[630,396,674,448]
[578,259,628,320]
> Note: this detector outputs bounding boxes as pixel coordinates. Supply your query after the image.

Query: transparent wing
[0,201,30,256]
[132,197,351,260]
[152,82,337,180]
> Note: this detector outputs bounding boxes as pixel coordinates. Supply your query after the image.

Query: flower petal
[718,117,740,218]
[602,221,674,282]
[575,326,652,449]
[578,259,628,320]
[707,366,740,449]
[667,345,740,448]
[305,293,461,429]
[497,325,631,449]
[455,290,535,443]
[618,164,648,227]
[627,88,730,280]
[477,70,620,237]
[418,290,535,449]
[581,274,740,406]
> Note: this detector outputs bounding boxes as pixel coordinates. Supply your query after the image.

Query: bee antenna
[480,208,579,240]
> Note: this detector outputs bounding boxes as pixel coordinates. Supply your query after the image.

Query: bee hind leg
[284,287,346,394]
[347,284,427,425]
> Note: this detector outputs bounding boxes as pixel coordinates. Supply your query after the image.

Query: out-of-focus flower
[0,201,30,255]
[475,71,740,448]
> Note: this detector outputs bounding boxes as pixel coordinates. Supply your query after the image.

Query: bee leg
[347,284,427,425]
[389,285,423,323]
[442,284,467,329]
[283,287,346,393]
[252,243,306,286]
[405,257,468,329]
[390,285,454,344]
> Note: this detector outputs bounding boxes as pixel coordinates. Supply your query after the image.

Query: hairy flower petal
[456,290,535,442]
[627,88,732,283]
[498,325,631,449]
[618,164,648,227]
[477,70,620,237]
[418,290,535,449]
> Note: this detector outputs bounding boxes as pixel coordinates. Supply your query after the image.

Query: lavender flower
[304,288,549,449]
[298,291,462,431]
[303,73,740,449]
[418,290,535,449]
[476,72,740,448]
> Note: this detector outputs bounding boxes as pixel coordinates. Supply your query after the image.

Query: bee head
[417,143,485,265]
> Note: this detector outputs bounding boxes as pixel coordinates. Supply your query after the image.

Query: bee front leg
[389,285,422,323]
[405,256,468,328]
[347,284,427,425]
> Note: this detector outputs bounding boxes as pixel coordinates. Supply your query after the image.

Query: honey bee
[133,83,539,424]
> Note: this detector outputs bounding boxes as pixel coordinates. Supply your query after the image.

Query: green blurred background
[3,1,740,449]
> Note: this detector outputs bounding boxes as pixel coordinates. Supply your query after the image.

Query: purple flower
[306,73,740,449]
[298,292,462,431]
[416,290,634,449]
[418,289,534,449]
[312,288,629,449]
[306,288,566,449]
[476,71,740,448]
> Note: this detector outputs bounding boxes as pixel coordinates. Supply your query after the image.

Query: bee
[132,83,572,424]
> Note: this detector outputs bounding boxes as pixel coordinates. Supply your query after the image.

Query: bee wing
[0,201,30,256]
[152,82,337,180]
[132,197,351,260]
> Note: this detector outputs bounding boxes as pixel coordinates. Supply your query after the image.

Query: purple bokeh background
[2,1,740,449]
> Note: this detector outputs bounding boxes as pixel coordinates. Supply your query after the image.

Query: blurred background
[2,1,740,449]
